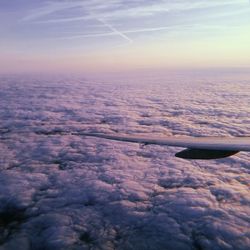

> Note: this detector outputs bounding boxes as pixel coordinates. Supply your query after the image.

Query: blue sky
[1,0,250,73]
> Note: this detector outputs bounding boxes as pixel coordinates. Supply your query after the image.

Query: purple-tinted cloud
[0,72,250,249]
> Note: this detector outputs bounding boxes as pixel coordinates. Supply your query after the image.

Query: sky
[0,0,250,74]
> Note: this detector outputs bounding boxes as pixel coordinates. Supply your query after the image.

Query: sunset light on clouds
[1,1,250,249]
[1,0,250,74]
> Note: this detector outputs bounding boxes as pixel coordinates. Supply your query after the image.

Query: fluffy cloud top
[0,73,249,249]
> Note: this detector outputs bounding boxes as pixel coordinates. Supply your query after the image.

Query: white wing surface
[78,132,250,160]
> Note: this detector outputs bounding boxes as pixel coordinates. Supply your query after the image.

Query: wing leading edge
[77,132,250,160]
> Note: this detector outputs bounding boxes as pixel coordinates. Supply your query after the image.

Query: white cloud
[0,73,250,249]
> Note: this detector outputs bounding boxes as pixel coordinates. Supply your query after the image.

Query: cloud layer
[0,72,249,249]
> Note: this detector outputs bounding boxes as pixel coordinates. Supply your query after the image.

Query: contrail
[57,32,116,39]
[97,18,133,44]
[22,2,80,21]
[53,26,174,40]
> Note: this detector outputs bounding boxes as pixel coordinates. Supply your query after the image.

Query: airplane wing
[77,132,250,160]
